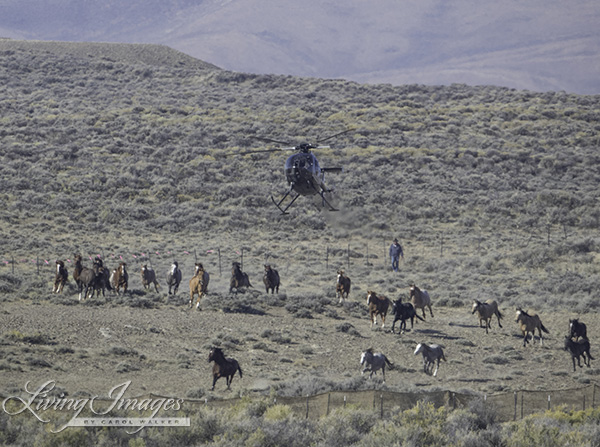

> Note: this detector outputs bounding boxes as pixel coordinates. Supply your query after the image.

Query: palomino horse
[366,291,390,329]
[390,298,424,334]
[564,336,594,372]
[414,343,446,377]
[409,284,434,319]
[230,261,252,293]
[166,262,182,295]
[263,264,280,294]
[189,263,209,309]
[52,260,68,293]
[73,254,98,301]
[208,347,243,391]
[360,348,394,383]
[110,262,128,295]
[336,270,351,304]
[569,319,587,341]
[515,308,549,347]
[471,299,503,334]
[141,265,160,292]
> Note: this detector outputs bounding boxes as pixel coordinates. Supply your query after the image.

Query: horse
[414,343,446,377]
[390,298,424,334]
[110,262,128,295]
[409,284,434,319]
[166,262,182,295]
[208,347,243,391]
[515,308,549,347]
[336,270,351,304]
[263,264,280,294]
[189,263,209,310]
[569,319,587,341]
[141,265,160,292]
[471,299,503,334]
[564,336,594,372]
[230,261,252,293]
[52,260,68,293]
[366,291,390,329]
[92,257,112,297]
[360,348,393,383]
[73,254,98,301]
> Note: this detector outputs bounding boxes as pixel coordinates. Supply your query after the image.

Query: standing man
[389,238,404,272]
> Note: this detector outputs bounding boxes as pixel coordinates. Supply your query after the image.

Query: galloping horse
[390,298,424,334]
[366,291,390,329]
[208,347,243,391]
[73,254,97,301]
[166,262,182,295]
[92,257,112,297]
[110,262,128,295]
[336,270,351,304]
[52,260,68,293]
[230,262,252,293]
[360,348,394,383]
[263,265,280,294]
[414,343,446,377]
[569,319,587,341]
[409,284,434,319]
[471,299,503,334]
[141,265,160,292]
[515,308,549,347]
[564,336,594,372]
[189,263,209,309]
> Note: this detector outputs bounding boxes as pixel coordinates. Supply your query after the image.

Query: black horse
[564,336,593,372]
[263,264,280,294]
[208,347,243,390]
[569,319,587,341]
[390,298,424,333]
[73,254,99,301]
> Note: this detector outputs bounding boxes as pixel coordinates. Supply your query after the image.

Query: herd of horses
[53,256,593,388]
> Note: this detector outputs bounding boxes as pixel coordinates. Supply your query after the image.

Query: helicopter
[238,130,350,214]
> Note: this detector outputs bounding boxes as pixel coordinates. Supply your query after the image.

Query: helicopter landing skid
[271,191,300,214]
[320,191,338,212]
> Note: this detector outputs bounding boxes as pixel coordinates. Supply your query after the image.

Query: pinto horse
[208,347,243,391]
[110,262,128,295]
[390,298,424,333]
[564,336,594,371]
[52,260,68,293]
[230,262,252,293]
[166,262,182,295]
[73,254,97,301]
[263,264,280,294]
[366,291,390,329]
[360,348,394,383]
[189,263,209,309]
[471,299,503,334]
[515,308,549,347]
[336,270,351,304]
[141,265,160,292]
[409,284,434,319]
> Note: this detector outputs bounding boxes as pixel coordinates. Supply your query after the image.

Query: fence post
[326,247,329,271]
[347,243,350,269]
[306,395,309,419]
[12,256,15,274]
[36,256,40,276]
[380,394,384,418]
[548,395,551,411]
[521,392,524,419]
[218,248,221,276]
[326,393,331,416]
[514,392,517,421]
[593,384,596,408]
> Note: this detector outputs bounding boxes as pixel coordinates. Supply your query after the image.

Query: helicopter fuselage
[284,152,326,195]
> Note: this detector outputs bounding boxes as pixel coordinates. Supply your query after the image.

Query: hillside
[1,40,600,408]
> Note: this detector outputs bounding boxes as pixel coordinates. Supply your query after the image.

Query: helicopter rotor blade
[316,128,354,144]
[254,136,293,146]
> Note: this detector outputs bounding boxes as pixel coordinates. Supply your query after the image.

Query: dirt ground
[1,292,597,404]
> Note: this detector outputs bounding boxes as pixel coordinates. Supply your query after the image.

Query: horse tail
[384,355,394,369]
[497,309,503,320]
[237,364,243,378]
[540,322,550,334]
[415,314,425,322]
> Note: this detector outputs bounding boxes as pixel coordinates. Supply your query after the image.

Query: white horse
[360,348,393,383]
[414,343,446,377]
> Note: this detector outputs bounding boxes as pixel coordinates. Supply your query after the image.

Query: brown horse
[110,262,128,295]
[189,263,209,309]
[366,291,390,329]
[409,284,434,319]
[515,308,549,347]
[208,347,243,391]
[263,264,280,294]
[471,299,503,334]
[230,261,252,293]
[336,270,351,304]
[141,265,160,292]
[52,260,68,293]
[73,254,98,301]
